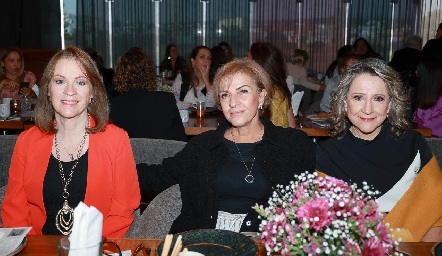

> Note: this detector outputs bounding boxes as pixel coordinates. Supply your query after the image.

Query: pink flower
[361,237,388,255]
[297,198,333,231]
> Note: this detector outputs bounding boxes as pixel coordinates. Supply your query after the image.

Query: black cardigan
[137,118,316,233]
[110,89,187,141]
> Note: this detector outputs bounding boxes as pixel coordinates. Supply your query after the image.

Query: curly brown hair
[329,58,409,139]
[35,46,109,134]
[212,59,273,115]
[113,47,157,92]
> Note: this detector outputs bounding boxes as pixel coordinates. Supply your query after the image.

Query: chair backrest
[0,135,18,188]
[125,184,181,238]
[0,185,6,227]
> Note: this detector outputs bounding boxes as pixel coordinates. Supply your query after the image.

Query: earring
[259,104,263,110]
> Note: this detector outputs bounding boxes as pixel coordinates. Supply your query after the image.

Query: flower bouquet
[253,172,393,255]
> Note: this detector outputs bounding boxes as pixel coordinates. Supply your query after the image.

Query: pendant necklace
[230,126,263,184]
[54,120,89,235]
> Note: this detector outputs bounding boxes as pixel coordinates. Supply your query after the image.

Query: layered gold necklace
[53,121,89,235]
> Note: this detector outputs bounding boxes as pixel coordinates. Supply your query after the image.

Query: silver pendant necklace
[53,120,89,235]
[230,127,263,184]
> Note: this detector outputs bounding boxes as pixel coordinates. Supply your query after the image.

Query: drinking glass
[192,101,206,118]
[58,236,103,256]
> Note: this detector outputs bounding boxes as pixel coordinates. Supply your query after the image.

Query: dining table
[183,109,432,138]
[16,235,438,255]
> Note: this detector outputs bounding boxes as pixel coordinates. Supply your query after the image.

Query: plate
[157,229,257,256]
[188,107,218,113]
[7,237,27,256]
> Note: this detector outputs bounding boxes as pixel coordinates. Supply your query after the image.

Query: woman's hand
[23,71,37,86]
[198,66,211,91]
[0,79,19,93]
[19,86,35,97]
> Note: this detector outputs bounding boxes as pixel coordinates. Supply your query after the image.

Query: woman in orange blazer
[1,46,140,238]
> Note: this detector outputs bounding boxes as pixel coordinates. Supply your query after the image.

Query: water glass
[58,236,103,256]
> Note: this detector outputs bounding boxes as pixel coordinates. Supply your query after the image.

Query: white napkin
[291,91,304,116]
[68,202,103,255]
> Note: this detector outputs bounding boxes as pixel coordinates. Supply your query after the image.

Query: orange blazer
[2,123,140,238]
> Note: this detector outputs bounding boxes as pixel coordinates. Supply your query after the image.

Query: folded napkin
[291,91,304,117]
[68,202,103,255]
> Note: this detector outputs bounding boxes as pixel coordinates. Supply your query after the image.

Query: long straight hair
[416,57,442,109]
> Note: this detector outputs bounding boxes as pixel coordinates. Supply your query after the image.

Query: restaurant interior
[1,0,442,255]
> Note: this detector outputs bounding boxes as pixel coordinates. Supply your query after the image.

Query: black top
[137,118,317,233]
[389,47,423,88]
[42,152,88,235]
[316,123,432,195]
[216,138,266,216]
[110,89,187,141]
[422,37,442,60]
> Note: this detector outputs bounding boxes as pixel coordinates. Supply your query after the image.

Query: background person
[218,41,235,62]
[83,47,117,100]
[353,37,383,60]
[246,42,296,128]
[170,45,215,109]
[316,58,442,242]
[0,47,38,98]
[1,46,140,238]
[320,52,362,113]
[110,47,186,141]
[422,22,442,59]
[160,44,188,85]
[137,59,316,234]
[413,56,442,137]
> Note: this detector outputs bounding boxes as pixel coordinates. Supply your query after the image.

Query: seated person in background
[324,45,355,84]
[170,46,215,109]
[316,58,442,242]
[209,45,229,82]
[422,22,442,59]
[1,46,140,237]
[413,56,442,138]
[110,47,186,141]
[353,37,383,60]
[160,44,188,85]
[137,59,316,234]
[389,35,423,89]
[0,47,38,98]
[246,42,296,128]
[320,53,362,112]
[218,41,235,62]
[286,49,325,92]
[83,47,117,100]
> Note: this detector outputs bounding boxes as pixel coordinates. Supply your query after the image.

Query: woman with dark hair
[159,44,188,81]
[325,44,355,80]
[210,45,229,82]
[110,47,186,141]
[246,42,296,128]
[353,37,383,60]
[413,56,442,137]
[317,58,442,242]
[170,45,215,109]
[218,41,235,62]
[0,46,38,98]
[1,46,140,237]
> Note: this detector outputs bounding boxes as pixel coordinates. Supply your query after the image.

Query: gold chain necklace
[53,121,89,235]
[230,126,263,184]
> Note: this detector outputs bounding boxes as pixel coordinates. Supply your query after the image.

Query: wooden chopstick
[161,234,173,256]
[170,235,182,256]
